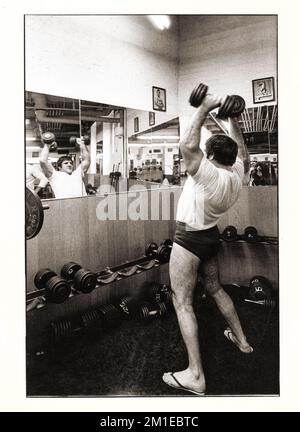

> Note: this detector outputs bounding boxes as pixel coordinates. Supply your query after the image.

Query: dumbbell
[69,135,90,146]
[248,275,273,301]
[34,268,71,304]
[115,296,140,320]
[220,225,238,242]
[221,226,259,243]
[60,261,97,294]
[189,83,245,119]
[41,132,57,151]
[48,318,81,342]
[82,304,123,330]
[244,226,258,243]
[144,281,173,305]
[244,298,276,310]
[145,242,171,263]
[139,301,169,321]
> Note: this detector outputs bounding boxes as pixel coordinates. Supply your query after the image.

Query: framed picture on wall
[134,117,139,133]
[152,86,166,112]
[252,77,275,104]
[149,111,155,126]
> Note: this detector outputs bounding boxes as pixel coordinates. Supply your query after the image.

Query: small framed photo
[252,77,275,104]
[152,86,166,112]
[149,111,155,126]
[134,117,139,133]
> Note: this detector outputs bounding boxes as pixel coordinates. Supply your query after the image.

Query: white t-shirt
[176,156,244,230]
[48,165,87,199]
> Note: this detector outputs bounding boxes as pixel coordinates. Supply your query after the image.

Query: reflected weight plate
[26,187,44,239]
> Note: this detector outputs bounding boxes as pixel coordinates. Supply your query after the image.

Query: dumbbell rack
[26,245,170,305]
[220,236,278,245]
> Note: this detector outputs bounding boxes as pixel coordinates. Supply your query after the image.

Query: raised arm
[77,138,91,175]
[31,164,48,195]
[180,94,222,176]
[39,144,54,178]
[227,117,250,175]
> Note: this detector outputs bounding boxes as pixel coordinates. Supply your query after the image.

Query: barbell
[26,187,49,240]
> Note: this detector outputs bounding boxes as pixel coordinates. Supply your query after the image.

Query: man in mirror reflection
[39,137,91,199]
[26,163,49,196]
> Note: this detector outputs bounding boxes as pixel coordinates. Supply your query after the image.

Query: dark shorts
[173,221,221,261]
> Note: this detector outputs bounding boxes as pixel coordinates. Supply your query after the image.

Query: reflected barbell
[26,187,49,240]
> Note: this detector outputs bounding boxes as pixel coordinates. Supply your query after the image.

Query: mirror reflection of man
[154,89,165,110]
[26,163,48,196]
[39,138,91,199]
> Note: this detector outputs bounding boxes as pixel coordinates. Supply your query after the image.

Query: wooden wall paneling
[218,186,278,237]
[218,243,278,289]
[87,196,107,272]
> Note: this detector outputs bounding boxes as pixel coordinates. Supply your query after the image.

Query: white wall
[25,15,179,115]
[178,15,277,115]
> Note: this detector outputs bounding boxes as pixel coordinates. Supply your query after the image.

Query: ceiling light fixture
[148,15,171,31]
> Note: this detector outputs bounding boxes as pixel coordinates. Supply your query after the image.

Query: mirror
[241,104,278,186]
[78,99,126,195]
[25,91,84,199]
[127,109,180,188]
[26,91,277,201]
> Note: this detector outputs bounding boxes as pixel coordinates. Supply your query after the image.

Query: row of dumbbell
[220,225,277,244]
[49,283,173,341]
[31,240,174,304]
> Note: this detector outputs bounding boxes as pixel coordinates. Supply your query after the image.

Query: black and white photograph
[3,4,300,415]
[149,111,155,126]
[152,86,167,111]
[252,77,275,104]
[23,14,279,400]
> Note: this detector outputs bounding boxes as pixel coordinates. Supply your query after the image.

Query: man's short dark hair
[205,134,238,166]
[56,155,73,170]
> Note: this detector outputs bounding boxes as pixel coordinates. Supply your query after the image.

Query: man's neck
[211,159,232,171]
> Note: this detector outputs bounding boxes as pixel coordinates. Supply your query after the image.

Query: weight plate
[46,276,71,304]
[156,245,170,263]
[221,225,238,242]
[34,268,56,290]
[145,242,158,257]
[73,268,97,293]
[244,226,258,243]
[26,187,45,240]
[228,95,245,117]
[61,262,82,279]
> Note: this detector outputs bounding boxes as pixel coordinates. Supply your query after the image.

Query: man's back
[176,156,244,229]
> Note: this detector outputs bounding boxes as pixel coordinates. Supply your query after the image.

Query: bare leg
[202,255,253,353]
[163,242,206,394]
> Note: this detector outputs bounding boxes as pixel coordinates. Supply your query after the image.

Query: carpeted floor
[26,287,279,397]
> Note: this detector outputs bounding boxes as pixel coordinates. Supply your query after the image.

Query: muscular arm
[227,117,250,174]
[78,139,91,175]
[180,94,222,176]
[39,144,54,178]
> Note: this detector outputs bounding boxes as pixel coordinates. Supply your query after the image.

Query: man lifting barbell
[163,84,253,396]
[39,134,91,199]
